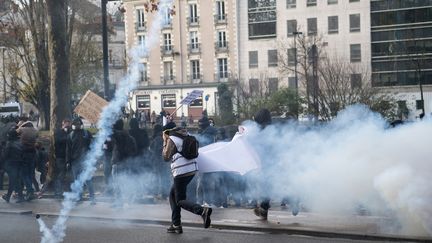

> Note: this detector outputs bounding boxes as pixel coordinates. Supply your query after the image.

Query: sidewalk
[0,193,430,242]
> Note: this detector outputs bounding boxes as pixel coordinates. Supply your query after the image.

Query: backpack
[179,135,199,160]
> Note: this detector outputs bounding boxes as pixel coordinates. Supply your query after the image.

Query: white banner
[196,130,261,175]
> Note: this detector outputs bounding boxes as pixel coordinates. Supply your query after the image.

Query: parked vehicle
[0,102,21,117]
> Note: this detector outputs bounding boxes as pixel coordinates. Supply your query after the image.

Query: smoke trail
[242,105,432,237]
[38,1,174,242]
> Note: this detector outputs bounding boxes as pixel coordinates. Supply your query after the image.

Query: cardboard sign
[180,90,203,105]
[74,90,108,124]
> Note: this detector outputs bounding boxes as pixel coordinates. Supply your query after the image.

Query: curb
[27,211,431,242]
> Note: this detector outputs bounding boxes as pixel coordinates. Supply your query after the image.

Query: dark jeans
[21,150,36,195]
[71,163,95,199]
[54,158,67,195]
[5,164,22,199]
[169,174,203,226]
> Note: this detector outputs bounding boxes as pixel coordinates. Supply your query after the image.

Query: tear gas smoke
[38,1,173,242]
[242,105,432,237]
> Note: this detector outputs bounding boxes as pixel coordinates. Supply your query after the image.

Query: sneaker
[167,224,183,234]
[2,194,10,203]
[253,207,268,220]
[201,207,212,228]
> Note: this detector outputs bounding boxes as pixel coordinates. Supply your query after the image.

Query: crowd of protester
[0,109,272,215]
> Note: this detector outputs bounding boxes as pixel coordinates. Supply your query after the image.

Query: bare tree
[278,31,397,121]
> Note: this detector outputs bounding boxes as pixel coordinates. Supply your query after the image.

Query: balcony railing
[214,71,232,82]
[187,74,202,84]
[135,22,147,32]
[161,75,175,85]
[214,14,227,24]
[160,45,174,56]
[161,20,173,29]
[215,41,229,53]
[188,43,201,54]
[187,17,200,27]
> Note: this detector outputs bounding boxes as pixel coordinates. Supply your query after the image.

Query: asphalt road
[0,213,413,243]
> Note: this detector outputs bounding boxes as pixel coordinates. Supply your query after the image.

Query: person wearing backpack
[66,118,95,204]
[162,122,212,234]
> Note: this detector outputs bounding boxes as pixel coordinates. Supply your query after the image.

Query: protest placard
[73,90,108,124]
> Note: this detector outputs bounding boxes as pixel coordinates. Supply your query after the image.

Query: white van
[0,102,22,117]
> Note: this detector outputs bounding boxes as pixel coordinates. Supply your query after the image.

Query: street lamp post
[292,31,302,118]
[101,0,118,100]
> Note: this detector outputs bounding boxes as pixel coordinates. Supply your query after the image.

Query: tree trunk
[46,0,71,179]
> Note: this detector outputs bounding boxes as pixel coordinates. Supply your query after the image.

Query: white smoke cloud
[38,1,174,242]
[243,105,432,237]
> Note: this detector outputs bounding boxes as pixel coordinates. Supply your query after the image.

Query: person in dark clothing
[1,129,25,203]
[251,108,299,219]
[53,119,71,197]
[66,118,95,204]
[163,124,212,234]
[102,136,114,195]
[111,119,137,207]
[196,116,219,206]
[149,124,170,199]
[33,142,48,191]
[128,118,149,174]
[16,120,38,201]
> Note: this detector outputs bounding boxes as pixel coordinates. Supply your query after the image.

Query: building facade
[371,0,432,118]
[238,0,371,114]
[123,0,238,119]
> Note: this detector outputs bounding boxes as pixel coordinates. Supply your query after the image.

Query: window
[249,79,259,94]
[328,16,338,34]
[307,0,317,7]
[269,78,278,94]
[162,94,176,108]
[350,14,360,32]
[189,4,198,23]
[350,74,362,89]
[190,96,203,107]
[350,44,361,62]
[163,33,172,51]
[328,0,337,4]
[136,9,145,28]
[349,0,359,2]
[249,51,258,68]
[139,63,148,81]
[216,0,226,20]
[163,61,173,79]
[307,18,317,36]
[288,48,296,66]
[217,31,227,48]
[218,58,228,79]
[138,35,146,48]
[288,77,297,88]
[191,60,200,79]
[286,0,296,8]
[287,20,297,36]
[137,95,150,109]
[162,7,172,26]
[268,49,278,67]
[190,31,199,49]
[248,0,276,39]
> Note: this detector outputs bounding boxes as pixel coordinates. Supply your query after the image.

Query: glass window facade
[371,2,432,87]
[248,0,277,39]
